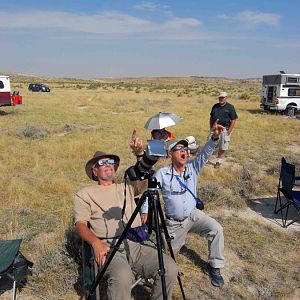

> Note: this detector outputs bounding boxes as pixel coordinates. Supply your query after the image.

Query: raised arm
[130,128,144,160]
[191,120,224,174]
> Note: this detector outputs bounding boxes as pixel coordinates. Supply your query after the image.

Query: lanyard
[174,175,204,208]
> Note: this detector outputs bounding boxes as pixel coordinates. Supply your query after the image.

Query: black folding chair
[274,157,300,227]
[0,239,33,300]
[82,240,101,300]
[81,240,144,300]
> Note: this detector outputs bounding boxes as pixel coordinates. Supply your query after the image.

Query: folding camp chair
[274,157,300,227]
[82,240,101,300]
[82,240,144,300]
[0,239,33,300]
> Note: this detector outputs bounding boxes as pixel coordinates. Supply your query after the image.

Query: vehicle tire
[285,106,295,117]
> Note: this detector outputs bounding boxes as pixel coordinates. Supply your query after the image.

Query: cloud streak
[218,10,281,27]
[0,10,208,40]
[134,1,169,11]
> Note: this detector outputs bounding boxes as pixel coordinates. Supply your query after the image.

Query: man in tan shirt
[74,151,178,300]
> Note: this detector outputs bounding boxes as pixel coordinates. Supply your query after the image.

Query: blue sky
[1,1,299,79]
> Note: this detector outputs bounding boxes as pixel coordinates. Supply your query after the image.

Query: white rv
[260,73,300,116]
[0,75,22,108]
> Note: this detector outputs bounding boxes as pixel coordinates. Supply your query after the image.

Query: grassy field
[0,75,299,299]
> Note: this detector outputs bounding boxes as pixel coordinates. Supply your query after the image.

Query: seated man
[154,122,226,288]
[74,151,178,300]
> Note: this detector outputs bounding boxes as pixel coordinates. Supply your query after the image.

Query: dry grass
[0,75,299,299]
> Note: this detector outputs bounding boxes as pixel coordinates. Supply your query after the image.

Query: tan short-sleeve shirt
[74,183,142,239]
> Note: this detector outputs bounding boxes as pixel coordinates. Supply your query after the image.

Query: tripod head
[147,175,159,190]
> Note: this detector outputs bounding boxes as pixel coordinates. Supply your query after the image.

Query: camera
[126,140,167,181]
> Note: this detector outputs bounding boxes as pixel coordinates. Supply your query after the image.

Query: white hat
[218,91,227,98]
[185,136,200,154]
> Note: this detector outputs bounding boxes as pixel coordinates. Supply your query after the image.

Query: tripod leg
[147,195,154,235]
[151,193,168,300]
[87,192,148,300]
[157,201,186,300]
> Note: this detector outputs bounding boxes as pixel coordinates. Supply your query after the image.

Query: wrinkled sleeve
[127,179,148,214]
[74,190,91,224]
[230,106,238,120]
[190,138,215,175]
[154,169,163,189]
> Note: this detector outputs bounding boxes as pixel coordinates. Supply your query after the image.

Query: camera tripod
[87,176,186,300]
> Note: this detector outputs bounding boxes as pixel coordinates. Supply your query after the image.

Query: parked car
[28,83,51,92]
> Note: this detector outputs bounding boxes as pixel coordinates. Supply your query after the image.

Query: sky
[1,0,300,79]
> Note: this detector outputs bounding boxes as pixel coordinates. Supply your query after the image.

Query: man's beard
[102,173,115,181]
[102,168,115,181]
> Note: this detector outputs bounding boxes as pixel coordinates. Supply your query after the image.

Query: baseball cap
[218,91,227,98]
[167,139,188,152]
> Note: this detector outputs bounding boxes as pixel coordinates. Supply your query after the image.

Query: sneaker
[208,159,216,165]
[214,158,222,168]
[210,268,224,287]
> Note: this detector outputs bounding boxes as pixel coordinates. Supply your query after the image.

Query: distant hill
[1,71,261,85]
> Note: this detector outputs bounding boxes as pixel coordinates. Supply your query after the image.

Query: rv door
[267,86,276,103]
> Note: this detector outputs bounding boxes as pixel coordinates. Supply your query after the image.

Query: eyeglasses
[94,159,116,167]
[172,145,188,152]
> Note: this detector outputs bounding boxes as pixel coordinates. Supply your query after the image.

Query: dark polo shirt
[210,102,238,127]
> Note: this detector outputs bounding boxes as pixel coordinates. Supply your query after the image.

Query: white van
[260,73,300,116]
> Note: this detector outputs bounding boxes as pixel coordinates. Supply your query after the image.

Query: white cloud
[0,11,153,34]
[0,10,209,40]
[217,10,281,27]
[165,18,202,28]
[134,1,169,11]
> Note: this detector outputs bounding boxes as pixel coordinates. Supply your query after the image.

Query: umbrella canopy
[144,112,182,130]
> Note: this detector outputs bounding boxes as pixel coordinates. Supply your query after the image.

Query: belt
[166,216,188,222]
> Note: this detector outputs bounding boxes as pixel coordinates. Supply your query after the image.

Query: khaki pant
[104,241,178,300]
[166,208,225,268]
[210,128,231,151]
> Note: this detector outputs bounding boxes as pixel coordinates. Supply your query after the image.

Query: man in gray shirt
[155,124,225,287]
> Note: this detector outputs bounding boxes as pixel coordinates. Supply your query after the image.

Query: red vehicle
[0,75,23,107]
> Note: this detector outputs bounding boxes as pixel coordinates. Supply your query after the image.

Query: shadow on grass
[240,109,277,115]
[0,111,9,116]
[180,245,210,275]
[246,196,300,229]
[64,225,84,298]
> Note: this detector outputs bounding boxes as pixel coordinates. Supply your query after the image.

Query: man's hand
[130,128,144,156]
[211,119,224,139]
[140,213,148,224]
[92,239,110,267]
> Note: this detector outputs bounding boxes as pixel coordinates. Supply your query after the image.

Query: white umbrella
[144,112,182,130]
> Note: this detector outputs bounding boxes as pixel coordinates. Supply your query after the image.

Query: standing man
[210,91,238,167]
[74,151,178,300]
[154,123,226,288]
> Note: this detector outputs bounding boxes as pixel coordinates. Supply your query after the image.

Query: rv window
[287,77,299,84]
[267,86,276,100]
[0,81,4,89]
[288,88,300,97]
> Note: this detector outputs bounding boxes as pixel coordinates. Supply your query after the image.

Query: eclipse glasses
[94,159,116,167]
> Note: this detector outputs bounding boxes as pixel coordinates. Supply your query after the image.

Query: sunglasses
[172,145,188,152]
[94,159,116,167]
